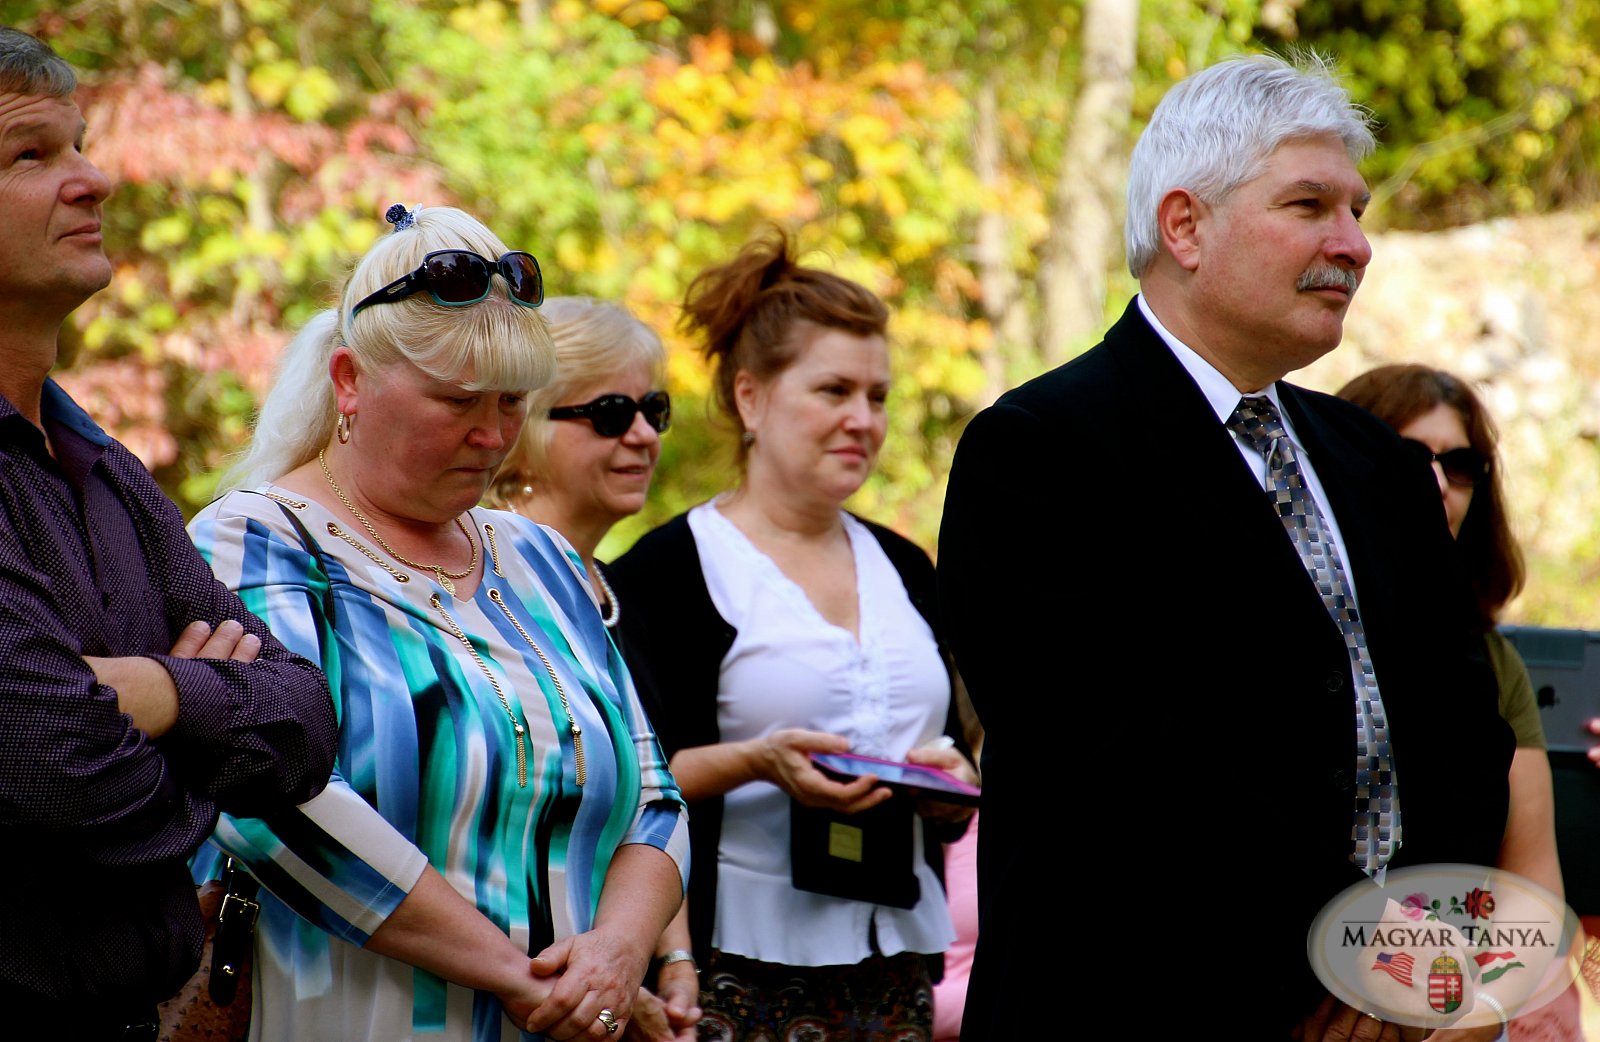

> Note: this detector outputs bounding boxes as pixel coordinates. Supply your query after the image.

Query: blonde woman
[485,297,698,1041]
[188,207,688,1042]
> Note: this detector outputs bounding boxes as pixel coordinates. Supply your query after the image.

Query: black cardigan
[607,510,968,968]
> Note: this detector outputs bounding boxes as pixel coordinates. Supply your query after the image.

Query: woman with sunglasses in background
[187,206,688,1042]
[608,231,977,1042]
[484,297,700,1042]
[1338,364,1561,899]
[486,297,671,632]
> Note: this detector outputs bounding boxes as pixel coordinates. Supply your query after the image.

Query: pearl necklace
[591,561,620,629]
[319,449,477,595]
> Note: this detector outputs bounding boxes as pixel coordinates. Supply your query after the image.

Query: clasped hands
[499,927,681,1041]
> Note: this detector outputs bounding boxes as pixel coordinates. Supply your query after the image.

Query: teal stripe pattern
[188,490,689,1042]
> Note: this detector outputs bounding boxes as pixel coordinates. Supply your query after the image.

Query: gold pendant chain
[484,522,504,577]
[488,518,616,631]
[319,450,477,595]
[326,521,410,583]
[489,588,586,786]
[430,593,528,788]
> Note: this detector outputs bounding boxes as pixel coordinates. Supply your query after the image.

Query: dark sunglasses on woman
[549,391,672,438]
[350,249,544,319]
[1402,438,1490,488]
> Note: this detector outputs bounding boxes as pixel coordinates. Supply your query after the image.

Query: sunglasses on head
[1402,438,1489,488]
[548,391,672,438]
[350,249,544,319]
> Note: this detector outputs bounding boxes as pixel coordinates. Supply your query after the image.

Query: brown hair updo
[680,229,888,460]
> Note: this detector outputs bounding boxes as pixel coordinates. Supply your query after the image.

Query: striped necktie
[1227,395,1400,877]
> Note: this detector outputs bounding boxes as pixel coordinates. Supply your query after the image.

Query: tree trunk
[973,68,1035,406]
[1040,0,1139,364]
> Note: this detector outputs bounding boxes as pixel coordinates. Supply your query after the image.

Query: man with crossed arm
[0,26,337,1038]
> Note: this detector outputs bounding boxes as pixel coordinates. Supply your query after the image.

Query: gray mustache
[1297,265,1358,294]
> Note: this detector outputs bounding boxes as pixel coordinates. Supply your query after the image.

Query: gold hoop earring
[336,412,353,444]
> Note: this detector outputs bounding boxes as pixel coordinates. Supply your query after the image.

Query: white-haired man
[940,53,1511,1040]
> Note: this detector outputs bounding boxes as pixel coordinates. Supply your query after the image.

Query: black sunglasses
[548,391,671,438]
[1402,438,1489,488]
[350,249,544,319]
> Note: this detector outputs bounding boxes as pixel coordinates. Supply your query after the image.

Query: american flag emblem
[1372,951,1416,987]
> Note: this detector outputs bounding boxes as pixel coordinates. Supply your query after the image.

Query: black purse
[789,793,920,909]
[156,857,260,1042]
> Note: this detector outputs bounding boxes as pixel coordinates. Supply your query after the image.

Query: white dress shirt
[1137,293,1362,605]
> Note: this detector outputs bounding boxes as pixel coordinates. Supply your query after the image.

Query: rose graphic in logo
[1465,888,1496,920]
[1399,894,1431,921]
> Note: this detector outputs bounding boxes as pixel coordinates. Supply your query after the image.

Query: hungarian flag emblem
[1428,954,1464,1013]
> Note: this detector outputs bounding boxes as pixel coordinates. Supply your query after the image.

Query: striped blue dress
[188,487,689,1042]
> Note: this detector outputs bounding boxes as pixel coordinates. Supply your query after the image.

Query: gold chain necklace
[488,588,586,786]
[429,594,528,787]
[319,449,478,595]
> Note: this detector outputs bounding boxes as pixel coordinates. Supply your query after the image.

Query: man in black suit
[938,53,1511,1040]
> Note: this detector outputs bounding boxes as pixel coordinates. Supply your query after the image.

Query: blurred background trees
[6,0,1600,621]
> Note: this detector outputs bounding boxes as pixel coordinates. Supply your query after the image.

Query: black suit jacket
[937,300,1512,1038]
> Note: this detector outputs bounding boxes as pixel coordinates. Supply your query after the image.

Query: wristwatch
[653,949,697,975]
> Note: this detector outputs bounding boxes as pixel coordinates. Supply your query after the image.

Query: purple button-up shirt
[0,380,337,1007]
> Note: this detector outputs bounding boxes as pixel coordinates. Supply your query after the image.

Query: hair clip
[384,204,417,231]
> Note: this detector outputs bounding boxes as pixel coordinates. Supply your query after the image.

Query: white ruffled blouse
[688,502,956,967]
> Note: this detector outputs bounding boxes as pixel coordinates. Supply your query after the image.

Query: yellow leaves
[837,111,893,151]
[246,60,295,105]
[82,314,116,353]
[1513,130,1546,160]
[665,344,712,400]
[246,61,340,121]
[283,67,340,122]
[594,0,670,26]
[801,157,835,183]
[554,228,590,275]
[141,214,193,253]
[118,274,149,310]
[1529,89,1570,132]
[688,30,736,75]
[448,0,512,41]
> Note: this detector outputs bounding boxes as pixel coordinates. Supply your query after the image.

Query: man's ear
[1157,188,1205,273]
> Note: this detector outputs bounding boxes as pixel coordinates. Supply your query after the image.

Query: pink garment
[933,812,979,1042]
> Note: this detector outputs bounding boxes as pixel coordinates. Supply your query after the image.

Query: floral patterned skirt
[697,950,934,1042]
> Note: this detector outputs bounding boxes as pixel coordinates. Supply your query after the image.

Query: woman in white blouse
[609,231,977,1042]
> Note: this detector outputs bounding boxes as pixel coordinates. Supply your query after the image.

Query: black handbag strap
[251,492,338,627]
[208,857,260,1005]
[196,491,331,1006]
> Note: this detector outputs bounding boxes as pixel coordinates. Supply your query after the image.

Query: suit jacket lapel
[1103,303,1328,584]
